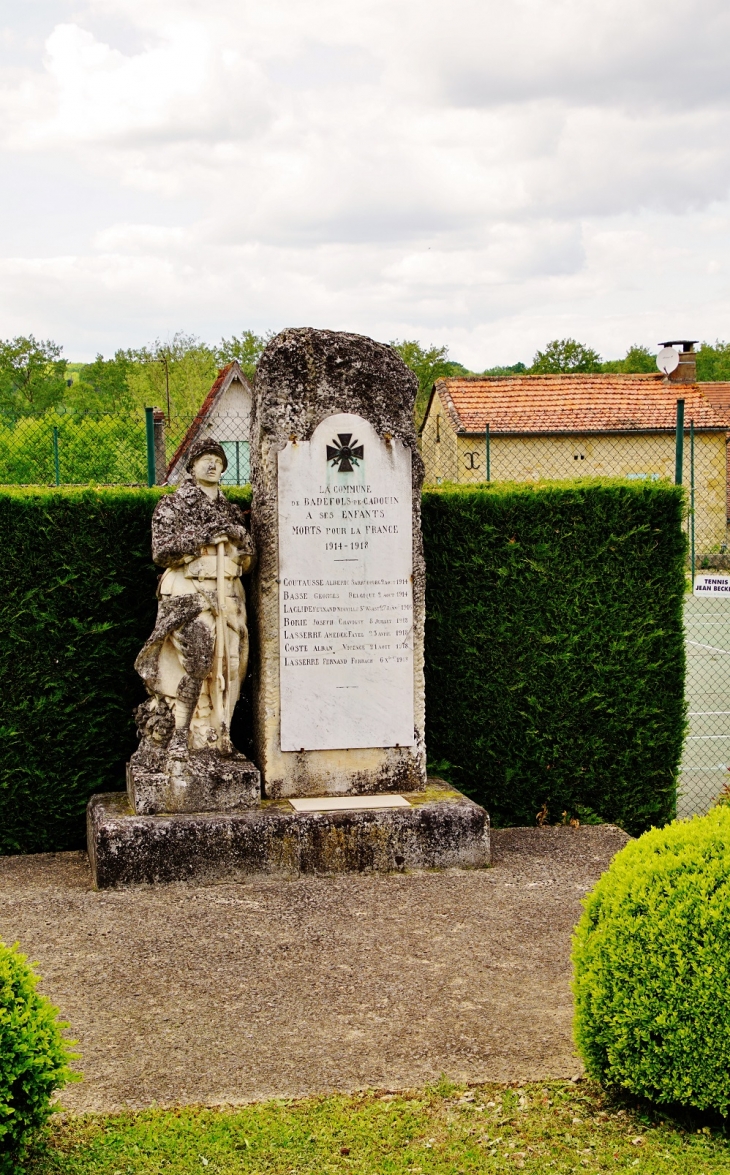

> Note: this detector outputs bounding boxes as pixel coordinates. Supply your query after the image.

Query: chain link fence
[419,384,730,820]
[0,408,252,487]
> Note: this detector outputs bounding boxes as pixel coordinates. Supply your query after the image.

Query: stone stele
[250,328,427,798]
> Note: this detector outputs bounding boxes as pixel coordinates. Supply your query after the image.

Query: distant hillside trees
[4,332,730,425]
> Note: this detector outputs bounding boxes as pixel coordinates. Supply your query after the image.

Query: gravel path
[0,825,628,1113]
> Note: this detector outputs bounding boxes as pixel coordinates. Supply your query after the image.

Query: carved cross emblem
[326,433,364,473]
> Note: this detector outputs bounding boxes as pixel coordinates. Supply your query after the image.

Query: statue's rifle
[215,538,230,730]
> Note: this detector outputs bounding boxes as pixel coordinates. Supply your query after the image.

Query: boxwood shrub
[0,940,77,1170]
[422,479,686,833]
[573,806,730,1113]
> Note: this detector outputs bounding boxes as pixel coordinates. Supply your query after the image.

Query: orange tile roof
[427,373,730,435]
[699,382,730,414]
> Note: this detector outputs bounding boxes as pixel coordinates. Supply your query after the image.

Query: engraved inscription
[278,412,414,751]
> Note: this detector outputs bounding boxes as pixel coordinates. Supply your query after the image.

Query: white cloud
[0,0,730,365]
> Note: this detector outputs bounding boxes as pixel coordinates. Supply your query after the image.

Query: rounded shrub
[573,806,730,1113]
[0,939,77,1170]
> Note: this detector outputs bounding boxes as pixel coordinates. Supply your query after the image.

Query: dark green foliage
[601,344,657,374]
[422,479,686,833]
[215,330,272,383]
[0,336,68,416]
[530,338,602,374]
[0,486,249,854]
[0,488,161,853]
[573,807,730,1113]
[0,941,77,1170]
[696,339,730,382]
[72,352,135,413]
[480,361,527,376]
[389,340,457,424]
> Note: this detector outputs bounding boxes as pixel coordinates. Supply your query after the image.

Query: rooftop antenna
[656,345,679,376]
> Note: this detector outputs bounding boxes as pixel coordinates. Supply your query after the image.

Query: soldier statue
[129,437,260,814]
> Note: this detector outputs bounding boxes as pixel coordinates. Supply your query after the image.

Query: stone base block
[127,748,261,815]
[87,780,490,888]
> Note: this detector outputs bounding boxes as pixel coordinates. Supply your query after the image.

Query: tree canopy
[11,329,730,427]
[389,340,466,423]
[601,345,656,374]
[531,338,602,374]
[0,336,68,415]
[696,340,730,381]
[216,331,272,383]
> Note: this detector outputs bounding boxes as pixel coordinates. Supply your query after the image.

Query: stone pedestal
[127,747,261,815]
[87,780,490,888]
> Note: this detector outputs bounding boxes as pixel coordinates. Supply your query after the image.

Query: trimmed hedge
[0,479,684,853]
[0,486,250,855]
[573,807,730,1113]
[422,480,686,834]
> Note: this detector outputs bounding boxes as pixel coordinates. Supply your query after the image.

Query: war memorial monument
[87,328,490,886]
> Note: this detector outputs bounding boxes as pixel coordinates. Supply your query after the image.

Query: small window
[220,440,250,485]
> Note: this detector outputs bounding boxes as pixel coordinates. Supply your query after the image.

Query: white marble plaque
[278,412,414,751]
[288,795,411,812]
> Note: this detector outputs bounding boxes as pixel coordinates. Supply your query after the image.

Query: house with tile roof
[166,360,253,485]
[419,371,730,553]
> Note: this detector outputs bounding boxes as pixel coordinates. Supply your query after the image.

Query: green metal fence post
[690,417,695,581]
[145,407,156,487]
[52,426,60,486]
[675,398,685,484]
[485,423,491,483]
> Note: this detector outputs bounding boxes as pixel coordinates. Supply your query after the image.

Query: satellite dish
[657,346,679,375]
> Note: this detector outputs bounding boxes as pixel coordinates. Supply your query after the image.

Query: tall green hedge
[0,486,251,855]
[0,488,158,854]
[0,479,685,854]
[422,480,686,834]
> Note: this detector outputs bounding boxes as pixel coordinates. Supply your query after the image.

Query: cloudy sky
[1,0,730,366]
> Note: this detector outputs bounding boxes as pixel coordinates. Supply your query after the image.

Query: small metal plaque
[288,795,411,813]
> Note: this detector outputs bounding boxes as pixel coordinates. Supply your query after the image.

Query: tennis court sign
[694,574,730,596]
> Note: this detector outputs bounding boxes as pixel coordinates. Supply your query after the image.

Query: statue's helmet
[185,437,228,473]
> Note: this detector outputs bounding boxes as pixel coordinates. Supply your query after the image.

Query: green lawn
[27,1079,730,1174]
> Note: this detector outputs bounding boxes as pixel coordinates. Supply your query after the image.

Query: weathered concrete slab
[88,781,489,888]
[0,824,629,1113]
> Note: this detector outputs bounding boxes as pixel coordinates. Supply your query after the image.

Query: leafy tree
[0,335,68,415]
[126,333,218,418]
[390,339,461,423]
[696,340,730,381]
[216,331,272,383]
[481,362,527,376]
[531,338,602,374]
[621,344,657,373]
[69,351,134,413]
[601,345,657,374]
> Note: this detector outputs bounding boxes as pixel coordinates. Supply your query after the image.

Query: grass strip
[27,1078,730,1174]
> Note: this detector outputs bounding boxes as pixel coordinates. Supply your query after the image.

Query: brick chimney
[660,339,698,383]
